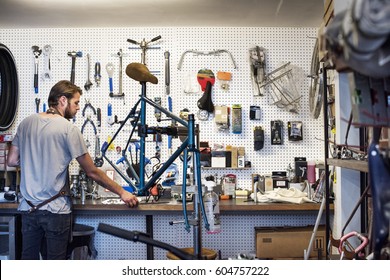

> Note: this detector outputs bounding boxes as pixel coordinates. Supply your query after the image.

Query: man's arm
[7,144,20,167]
[76,153,138,207]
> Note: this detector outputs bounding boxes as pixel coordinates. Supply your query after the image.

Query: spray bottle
[203,180,221,234]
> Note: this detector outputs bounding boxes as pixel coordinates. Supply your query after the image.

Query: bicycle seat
[126,62,158,84]
[197,81,214,113]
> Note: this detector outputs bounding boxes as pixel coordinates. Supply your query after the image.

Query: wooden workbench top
[0,197,331,214]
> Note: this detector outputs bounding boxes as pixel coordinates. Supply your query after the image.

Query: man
[7,80,138,260]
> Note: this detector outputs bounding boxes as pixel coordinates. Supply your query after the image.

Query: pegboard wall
[1,27,325,259]
[75,211,324,260]
[0,26,324,189]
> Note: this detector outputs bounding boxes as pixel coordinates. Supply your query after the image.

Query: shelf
[201,167,251,170]
[326,158,368,173]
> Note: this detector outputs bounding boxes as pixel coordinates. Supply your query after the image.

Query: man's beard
[64,106,73,120]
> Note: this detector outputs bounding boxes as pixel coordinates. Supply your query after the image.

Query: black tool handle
[34,73,38,93]
[127,39,137,45]
[70,57,76,84]
[95,62,101,76]
[96,108,101,129]
[151,35,161,42]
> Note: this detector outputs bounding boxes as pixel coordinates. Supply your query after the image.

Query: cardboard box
[211,151,226,167]
[214,105,229,125]
[237,147,245,168]
[255,225,325,259]
[225,145,238,168]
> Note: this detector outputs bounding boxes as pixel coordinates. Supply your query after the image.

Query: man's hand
[121,191,139,208]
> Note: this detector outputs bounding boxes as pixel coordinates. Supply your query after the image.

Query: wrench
[106,62,114,96]
[117,49,124,96]
[42,45,52,80]
[35,98,41,113]
[84,53,93,91]
[32,45,42,93]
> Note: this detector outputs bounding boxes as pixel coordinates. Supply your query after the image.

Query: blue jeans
[20,210,71,260]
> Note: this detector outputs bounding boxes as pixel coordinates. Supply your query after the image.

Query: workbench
[0,198,331,259]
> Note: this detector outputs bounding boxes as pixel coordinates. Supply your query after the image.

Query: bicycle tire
[0,43,19,131]
[309,38,323,119]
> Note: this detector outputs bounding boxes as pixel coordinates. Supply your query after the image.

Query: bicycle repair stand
[99,36,210,259]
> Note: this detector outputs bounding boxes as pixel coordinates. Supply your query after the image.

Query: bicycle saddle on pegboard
[197,81,214,113]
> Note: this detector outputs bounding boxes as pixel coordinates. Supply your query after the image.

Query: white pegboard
[0,27,323,186]
[75,212,324,260]
[1,27,325,259]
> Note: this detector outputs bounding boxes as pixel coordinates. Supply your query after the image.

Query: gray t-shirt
[12,114,88,213]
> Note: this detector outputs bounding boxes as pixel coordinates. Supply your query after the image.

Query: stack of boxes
[210,145,246,168]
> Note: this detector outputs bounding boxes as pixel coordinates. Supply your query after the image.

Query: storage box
[227,146,238,168]
[255,225,325,259]
[237,147,245,168]
[211,151,226,168]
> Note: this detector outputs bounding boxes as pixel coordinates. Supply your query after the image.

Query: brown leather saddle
[125,62,158,84]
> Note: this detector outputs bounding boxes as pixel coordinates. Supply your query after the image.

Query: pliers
[82,99,96,117]
[81,115,97,135]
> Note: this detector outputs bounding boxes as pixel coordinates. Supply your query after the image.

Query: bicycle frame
[100,58,209,232]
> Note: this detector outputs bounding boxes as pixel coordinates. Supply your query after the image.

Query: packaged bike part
[254,126,264,150]
[249,46,266,96]
[250,105,261,120]
[203,181,221,234]
[217,71,232,90]
[222,174,236,197]
[271,120,283,145]
[183,71,201,94]
[288,121,303,141]
[232,104,242,134]
[215,105,230,131]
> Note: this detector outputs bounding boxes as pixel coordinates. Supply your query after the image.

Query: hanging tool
[94,62,101,87]
[81,115,97,135]
[84,53,93,91]
[177,49,237,70]
[94,107,104,167]
[81,115,97,148]
[107,103,114,126]
[67,50,83,85]
[106,62,115,97]
[35,98,40,113]
[94,135,102,166]
[127,35,161,65]
[42,45,52,80]
[114,49,125,98]
[32,45,42,93]
[165,51,174,156]
[82,99,96,117]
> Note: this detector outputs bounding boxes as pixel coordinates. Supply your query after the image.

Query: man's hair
[48,80,83,107]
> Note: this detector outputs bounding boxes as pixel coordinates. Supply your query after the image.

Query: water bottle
[203,181,221,234]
